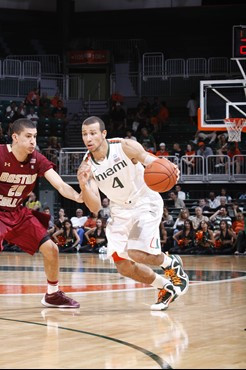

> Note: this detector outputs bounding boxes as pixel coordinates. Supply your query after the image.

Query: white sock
[160,253,172,268]
[47,282,59,294]
[151,273,170,289]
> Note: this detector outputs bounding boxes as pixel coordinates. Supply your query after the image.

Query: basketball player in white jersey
[77,116,189,310]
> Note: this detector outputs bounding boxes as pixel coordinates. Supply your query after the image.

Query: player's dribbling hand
[77,162,91,187]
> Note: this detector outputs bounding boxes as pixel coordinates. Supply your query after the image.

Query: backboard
[199,25,246,133]
[198,78,246,132]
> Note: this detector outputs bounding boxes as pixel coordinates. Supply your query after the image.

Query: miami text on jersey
[95,160,127,181]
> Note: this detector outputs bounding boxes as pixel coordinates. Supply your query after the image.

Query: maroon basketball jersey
[0,144,55,210]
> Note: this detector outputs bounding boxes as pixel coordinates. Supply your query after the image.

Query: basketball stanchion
[224,118,246,142]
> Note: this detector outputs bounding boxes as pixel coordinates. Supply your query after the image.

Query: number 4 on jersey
[112,176,124,189]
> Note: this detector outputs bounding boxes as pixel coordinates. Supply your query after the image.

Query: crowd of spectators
[2,185,245,256]
[0,89,67,148]
[160,187,246,255]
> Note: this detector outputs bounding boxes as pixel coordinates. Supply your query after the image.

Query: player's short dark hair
[82,116,105,132]
[11,118,37,135]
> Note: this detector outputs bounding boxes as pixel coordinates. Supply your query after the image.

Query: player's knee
[39,240,59,259]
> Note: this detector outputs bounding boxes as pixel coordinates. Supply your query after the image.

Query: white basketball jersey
[84,139,151,204]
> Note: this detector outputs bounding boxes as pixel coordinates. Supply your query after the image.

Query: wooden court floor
[0,252,245,369]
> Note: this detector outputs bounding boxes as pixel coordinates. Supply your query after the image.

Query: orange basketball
[144,158,178,193]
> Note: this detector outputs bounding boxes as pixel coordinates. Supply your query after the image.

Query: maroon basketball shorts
[0,206,49,255]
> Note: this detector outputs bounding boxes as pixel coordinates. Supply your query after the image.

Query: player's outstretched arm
[77,162,102,214]
[122,138,180,180]
[121,138,157,164]
[44,168,83,203]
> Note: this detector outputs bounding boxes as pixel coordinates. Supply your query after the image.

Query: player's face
[13,127,37,154]
[82,123,106,152]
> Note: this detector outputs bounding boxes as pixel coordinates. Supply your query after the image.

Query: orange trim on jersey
[108,139,122,144]
[112,252,126,262]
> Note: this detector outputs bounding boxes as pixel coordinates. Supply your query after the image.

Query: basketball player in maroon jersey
[0,118,83,308]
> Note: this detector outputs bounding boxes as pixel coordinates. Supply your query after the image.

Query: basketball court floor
[0,252,245,369]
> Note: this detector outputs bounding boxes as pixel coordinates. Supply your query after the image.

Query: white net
[224,118,246,142]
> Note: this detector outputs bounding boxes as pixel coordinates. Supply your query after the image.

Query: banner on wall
[68,50,110,64]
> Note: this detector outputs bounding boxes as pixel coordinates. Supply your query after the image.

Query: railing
[0,55,244,100]
[142,56,241,80]
[47,150,246,183]
[6,54,61,74]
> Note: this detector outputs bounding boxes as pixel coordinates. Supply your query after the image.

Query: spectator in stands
[186,92,198,126]
[98,197,111,227]
[150,101,169,133]
[210,207,232,231]
[232,209,245,236]
[53,208,68,233]
[45,136,61,165]
[43,206,55,235]
[27,107,39,124]
[171,142,184,161]
[51,92,63,108]
[11,106,25,122]
[173,208,190,234]
[139,127,156,153]
[189,206,209,230]
[52,100,67,121]
[207,191,220,210]
[195,220,215,254]
[214,196,229,212]
[197,198,211,214]
[70,208,88,246]
[183,143,195,175]
[137,96,151,118]
[52,219,81,253]
[83,218,107,254]
[192,130,218,146]
[225,142,242,175]
[175,185,186,200]
[18,102,27,117]
[134,105,148,134]
[40,92,51,107]
[213,220,236,255]
[168,191,185,209]
[172,219,196,254]
[196,141,213,158]
[155,142,169,157]
[162,207,174,227]
[5,101,17,120]
[39,100,52,119]
[25,191,42,211]
[234,229,246,255]
[109,101,127,137]
[83,212,98,232]
[150,96,161,118]
[125,129,137,141]
[215,134,228,168]
[216,187,232,203]
[25,87,40,107]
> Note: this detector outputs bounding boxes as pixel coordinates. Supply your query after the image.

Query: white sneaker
[162,254,189,297]
[151,283,177,311]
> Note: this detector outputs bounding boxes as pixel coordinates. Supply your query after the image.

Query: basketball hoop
[224,118,246,142]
